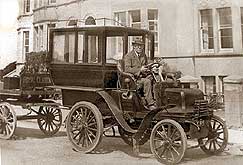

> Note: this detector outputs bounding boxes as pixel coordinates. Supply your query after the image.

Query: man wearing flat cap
[123,38,156,110]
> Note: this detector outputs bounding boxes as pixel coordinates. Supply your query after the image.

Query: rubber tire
[198,115,228,155]
[66,101,103,153]
[37,106,62,136]
[150,119,187,165]
[0,102,17,139]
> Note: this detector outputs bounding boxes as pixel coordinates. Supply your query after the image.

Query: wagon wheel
[198,115,228,155]
[118,125,150,146]
[66,101,103,153]
[0,102,17,139]
[37,106,62,136]
[150,119,187,165]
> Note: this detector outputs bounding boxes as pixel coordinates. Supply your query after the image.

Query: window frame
[217,7,233,51]
[23,31,30,58]
[199,9,214,53]
[129,10,141,29]
[48,0,57,5]
[147,9,159,55]
[114,11,127,26]
[51,31,102,65]
[24,0,30,14]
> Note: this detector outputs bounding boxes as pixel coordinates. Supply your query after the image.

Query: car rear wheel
[66,101,103,153]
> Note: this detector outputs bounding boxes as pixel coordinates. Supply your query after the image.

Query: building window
[85,16,96,25]
[218,7,233,49]
[34,27,39,51]
[23,31,30,57]
[47,24,56,50]
[200,9,214,51]
[129,10,141,29]
[148,9,158,52]
[114,12,126,26]
[39,25,44,50]
[24,0,30,13]
[48,0,56,4]
[202,76,216,95]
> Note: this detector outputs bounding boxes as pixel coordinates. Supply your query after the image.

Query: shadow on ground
[11,127,66,140]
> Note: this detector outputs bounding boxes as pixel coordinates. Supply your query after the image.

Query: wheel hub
[46,112,55,123]
[208,131,217,139]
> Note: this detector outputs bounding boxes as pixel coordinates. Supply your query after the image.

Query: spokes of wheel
[37,106,62,136]
[198,115,228,155]
[0,102,17,139]
[150,119,187,165]
[66,101,103,153]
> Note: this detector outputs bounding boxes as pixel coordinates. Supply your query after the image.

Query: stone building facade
[16,0,243,96]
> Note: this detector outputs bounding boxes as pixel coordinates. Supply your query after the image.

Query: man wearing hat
[122,38,156,110]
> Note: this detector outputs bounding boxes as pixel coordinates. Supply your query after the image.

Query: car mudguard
[97,90,136,134]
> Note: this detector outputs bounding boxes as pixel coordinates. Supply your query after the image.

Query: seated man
[122,39,156,110]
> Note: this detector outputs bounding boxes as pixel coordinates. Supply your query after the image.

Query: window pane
[53,33,65,62]
[132,23,141,29]
[53,32,75,63]
[106,37,123,64]
[88,36,99,63]
[200,9,214,50]
[148,9,158,54]
[115,12,126,26]
[208,38,214,49]
[25,47,29,53]
[149,22,158,31]
[78,33,84,63]
[221,28,232,36]
[154,43,158,51]
[148,9,158,20]
[218,8,232,26]
[201,9,213,26]
[208,27,213,37]
[221,36,233,48]
[218,8,233,49]
[66,33,75,63]
[130,10,140,22]
[202,76,216,94]
[25,0,30,13]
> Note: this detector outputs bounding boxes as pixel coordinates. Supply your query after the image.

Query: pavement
[213,109,243,146]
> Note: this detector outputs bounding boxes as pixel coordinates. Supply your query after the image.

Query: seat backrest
[117,59,136,89]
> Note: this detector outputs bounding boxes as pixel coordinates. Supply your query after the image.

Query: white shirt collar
[134,50,140,57]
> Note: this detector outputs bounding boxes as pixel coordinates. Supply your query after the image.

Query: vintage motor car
[44,26,227,164]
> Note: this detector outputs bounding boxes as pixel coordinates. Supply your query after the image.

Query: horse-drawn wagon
[0,51,62,139]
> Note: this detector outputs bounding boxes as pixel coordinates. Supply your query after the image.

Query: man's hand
[140,65,149,73]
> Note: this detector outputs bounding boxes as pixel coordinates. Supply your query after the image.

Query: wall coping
[224,75,243,84]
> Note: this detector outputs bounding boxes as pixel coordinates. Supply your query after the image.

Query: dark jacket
[123,50,148,76]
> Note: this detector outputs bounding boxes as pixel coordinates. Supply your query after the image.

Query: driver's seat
[117,59,137,90]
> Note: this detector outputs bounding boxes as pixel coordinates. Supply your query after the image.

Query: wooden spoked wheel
[198,115,228,155]
[0,102,17,139]
[150,119,187,165]
[37,106,62,136]
[66,101,103,153]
